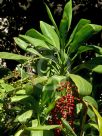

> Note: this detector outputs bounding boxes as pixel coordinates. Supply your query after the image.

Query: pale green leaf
[16,110,33,123]
[14,37,42,57]
[1,83,14,92]
[14,129,24,136]
[11,95,29,102]
[69,74,92,96]
[0,52,30,62]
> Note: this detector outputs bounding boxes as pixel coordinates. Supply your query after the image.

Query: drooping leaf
[69,74,92,96]
[1,83,14,92]
[89,123,99,130]
[69,24,102,53]
[25,125,60,131]
[83,96,98,109]
[11,95,29,102]
[77,45,102,55]
[0,52,30,63]
[14,129,24,136]
[61,118,77,136]
[76,103,82,114]
[59,0,72,43]
[15,110,33,123]
[14,37,42,57]
[40,21,60,51]
[67,19,91,45]
[89,104,102,136]
[19,35,52,50]
[45,3,59,36]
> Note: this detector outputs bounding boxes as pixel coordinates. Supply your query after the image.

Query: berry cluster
[48,81,76,136]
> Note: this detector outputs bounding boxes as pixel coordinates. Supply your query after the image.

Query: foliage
[0,0,102,136]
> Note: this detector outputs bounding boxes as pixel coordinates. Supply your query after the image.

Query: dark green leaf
[69,24,102,53]
[69,74,92,96]
[59,0,72,42]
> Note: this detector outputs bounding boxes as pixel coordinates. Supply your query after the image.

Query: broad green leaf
[30,119,43,136]
[19,35,51,50]
[41,75,66,105]
[14,129,24,136]
[59,0,72,43]
[40,21,60,50]
[69,74,92,96]
[68,19,91,45]
[1,83,14,92]
[87,108,96,122]
[25,125,60,131]
[16,110,33,123]
[45,3,59,36]
[61,118,77,136]
[11,95,29,102]
[16,90,27,95]
[32,76,48,85]
[14,37,42,57]
[69,24,102,53]
[0,52,30,63]
[83,96,98,109]
[89,104,102,136]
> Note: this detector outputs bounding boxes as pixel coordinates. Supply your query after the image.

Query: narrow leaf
[14,129,24,136]
[59,0,72,42]
[0,52,30,62]
[11,95,29,102]
[45,3,59,35]
[69,74,92,96]
[61,118,77,136]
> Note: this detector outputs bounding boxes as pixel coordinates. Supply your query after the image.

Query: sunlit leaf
[14,129,24,136]
[69,74,92,96]
[11,95,29,102]
[0,52,30,63]
[40,21,60,50]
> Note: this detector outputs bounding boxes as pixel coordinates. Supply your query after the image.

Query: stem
[80,101,88,136]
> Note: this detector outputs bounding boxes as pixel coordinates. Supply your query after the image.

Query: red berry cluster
[48,81,76,136]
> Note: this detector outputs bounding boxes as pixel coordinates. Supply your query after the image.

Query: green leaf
[41,75,66,105]
[77,45,102,55]
[16,110,33,123]
[40,21,60,50]
[69,24,102,53]
[0,52,30,63]
[32,76,48,85]
[76,103,82,114]
[1,83,14,92]
[87,108,96,122]
[69,74,92,96]
[68,19,91,45]
[89,123,99,130]
[14,129,24,136]
[45,3,59,36]
[25,125,60,131]
[61,118,77,136]
[59,0,72,42]
[83,96,98,109]
[19,35,51,50]
[11,95,29,102]
[89,104,102,136]
[14,37,42,57]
